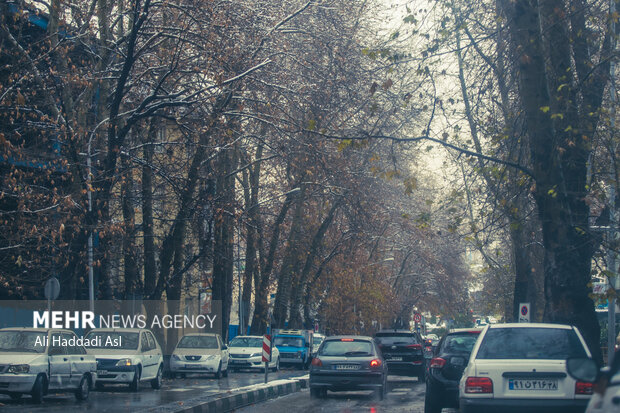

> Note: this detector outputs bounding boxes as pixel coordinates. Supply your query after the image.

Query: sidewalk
[140,375,310,413]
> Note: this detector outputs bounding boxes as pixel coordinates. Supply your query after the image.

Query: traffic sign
[413,313,422,323]
[262,334,272,362]
[519,303,530,323]
[44,277,60,300]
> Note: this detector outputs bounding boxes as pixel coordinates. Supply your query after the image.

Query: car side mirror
[566,357,599,382]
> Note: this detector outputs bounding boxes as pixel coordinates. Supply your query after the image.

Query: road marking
[392,388,410,392]
[167,388,192,392]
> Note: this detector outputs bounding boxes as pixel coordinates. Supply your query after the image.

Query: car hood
[86,348,139,357]
[229,347,261,355]
[173,348,220,356]
[0,353,45,365]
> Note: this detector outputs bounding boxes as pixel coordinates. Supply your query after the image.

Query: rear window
[320,340,373,357]
[440,333,480,354]
[476,327,587,360]
[374,333,419,345]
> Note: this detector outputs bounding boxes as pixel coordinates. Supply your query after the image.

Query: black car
[309,335,389,400]
[374,330,424,380]
[425,328,482,413]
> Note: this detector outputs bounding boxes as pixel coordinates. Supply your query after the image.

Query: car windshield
[84,331,139,349]
[229,337,262,347]
[476,327,588,360]
[319,340,373,357]
[274,337,303,347]
[0,331,46,353]
[375,333,419,345]
[177,335,218,349]
[441,333,480,353]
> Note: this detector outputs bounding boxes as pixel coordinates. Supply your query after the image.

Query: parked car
[0,328,96,402]
[169,333,229,378]
[374,329,424,380]
[459,323,593,413]
[312,333,326,356]
[566,350,620,413]
[425,328,483,413]
[84,328,163,391]
[228,335,279,372]
[309,335,388,399]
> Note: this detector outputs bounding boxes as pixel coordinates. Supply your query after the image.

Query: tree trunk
[142,120,157,296]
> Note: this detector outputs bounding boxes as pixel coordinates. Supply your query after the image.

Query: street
[237,376,459,413]
[0,369,304,413]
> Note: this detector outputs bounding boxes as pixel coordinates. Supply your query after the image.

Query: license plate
[335,364,360,370]
[185,364,198,369]
[97,370,108,375]
[230,360,242,364]
[389,356,403,361]
[509,379,558,390]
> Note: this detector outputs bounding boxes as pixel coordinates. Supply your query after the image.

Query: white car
[459,323,592,413]
[169,333,229,378]
[84,328,163,391]
[228,335,280,372]
[0,328,96,402]
[566,351,620,413]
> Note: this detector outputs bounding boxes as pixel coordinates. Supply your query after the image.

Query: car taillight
[311,358,322,367]
[341,338,354,342]
[464,377,493,393]
[370,359,382,368]
[576,381,593,395]
[429,357,446,369]
[406,344,422,349]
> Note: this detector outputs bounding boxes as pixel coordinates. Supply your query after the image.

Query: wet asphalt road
[237,376,460,413]
[0,368,304,413]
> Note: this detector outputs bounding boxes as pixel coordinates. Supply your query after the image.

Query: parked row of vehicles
[0,327,300,403]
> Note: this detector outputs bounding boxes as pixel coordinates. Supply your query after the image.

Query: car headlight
[172,354,182,361]
[7,364,29,374]
[250,353,261,358]
[205,355,219,360]
[116,358,133,367]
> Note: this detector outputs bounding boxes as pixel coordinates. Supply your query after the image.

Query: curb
[141,375,309,413]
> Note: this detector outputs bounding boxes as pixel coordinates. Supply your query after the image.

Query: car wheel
[9,392,22,400]
[31,375,45,403]
[271,357,280,372]
[310,388,324,398]
[215,362,222,379]
[424,384,442,413]
[151,365,163,389]
[129,367,140,392]
[75,375,90,400]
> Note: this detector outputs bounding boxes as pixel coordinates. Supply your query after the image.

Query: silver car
[0,328,96,402]
[309,335,388,399]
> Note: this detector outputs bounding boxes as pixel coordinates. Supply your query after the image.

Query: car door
[217,335,228,369]
[48,332,71,390]
[66,332,91,387]
[147,331,163,371]
[140,331,155,379]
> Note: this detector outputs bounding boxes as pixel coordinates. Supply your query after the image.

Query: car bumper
[459,397,589,413]
[0,374,37,393]
[169,358,220,373]
[279,357,304,364]
[310,371,384,391]
[96,367,136,383]
[385,361,424,374]
[229,358,264,369]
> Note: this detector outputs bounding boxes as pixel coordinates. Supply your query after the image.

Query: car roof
[375,330,416,334]
[487,323,573,330]
[324,335,374,341]
[448,328,484,334]
[180,333,219,337]
[0,327,72,333]
[231,335,262,339]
